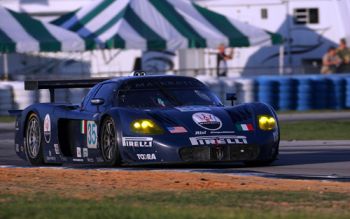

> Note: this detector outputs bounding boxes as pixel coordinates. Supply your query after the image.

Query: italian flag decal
[81,120,87,134]
[236,123,254,131]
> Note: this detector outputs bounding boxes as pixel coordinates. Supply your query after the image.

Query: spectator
[321,46,341,74]
[216,44,233,77]
[336,38,350,73]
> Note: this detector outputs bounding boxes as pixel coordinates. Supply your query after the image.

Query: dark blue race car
[10,74,279,166]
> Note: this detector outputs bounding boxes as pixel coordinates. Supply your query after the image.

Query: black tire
[244,143,279,167]
[100,117,121,166]
[25,113,45,166]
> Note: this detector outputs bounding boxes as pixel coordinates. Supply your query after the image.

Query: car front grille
[179,145,259,162]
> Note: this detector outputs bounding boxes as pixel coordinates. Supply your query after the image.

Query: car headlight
[131,119,163,134]
[258,115,276,131]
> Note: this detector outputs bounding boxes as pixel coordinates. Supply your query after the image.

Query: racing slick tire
[244,143,279,167]
[24,113,45,166]
[100,116,121,166]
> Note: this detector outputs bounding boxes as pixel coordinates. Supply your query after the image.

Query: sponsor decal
[211,131,235,134]
[167,126,187,134]
[96,157,104,162]
[43,114,51,143]
[48,150,52,157]
[83,148,88,158]
[137,153,157,160]
[87,158,94,162]
[54,144,60,155]
[195,130,207,135]
[122,137,153,147]
[175,106,211,112]
[236,123,254,131]
[87,121,98,149]
[46,156,56,161]
[189,135,247,146]
[214,146,224,160]
[195,130,235,135]
[192,112,222,131]
[81,120,87,134]
[76,147,82,158]
[73,158,84,162]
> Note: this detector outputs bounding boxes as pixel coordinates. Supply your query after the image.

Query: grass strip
[280,120,350,140]
[0,190,349,219]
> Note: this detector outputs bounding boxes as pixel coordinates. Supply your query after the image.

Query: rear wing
[25,78,110,102]
[24,71,150,102]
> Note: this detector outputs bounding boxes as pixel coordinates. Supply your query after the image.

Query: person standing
[216,44,233,77]
[336,38,350,73]
[321,46,341,74]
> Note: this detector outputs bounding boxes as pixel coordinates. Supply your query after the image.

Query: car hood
[117,105,257,136]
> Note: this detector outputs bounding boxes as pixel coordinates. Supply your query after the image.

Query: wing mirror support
[91,98,105,105]
[226,93,237,106]
[90,98,105,112]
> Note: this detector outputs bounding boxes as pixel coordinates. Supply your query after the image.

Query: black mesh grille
[179,145,259,162]
[226,107,252,122]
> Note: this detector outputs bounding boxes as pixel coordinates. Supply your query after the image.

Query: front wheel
[100,117,121,166]
[244,144,279,167]
[25,113,45,165]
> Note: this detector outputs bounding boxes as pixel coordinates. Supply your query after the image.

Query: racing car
[10,73,279,166]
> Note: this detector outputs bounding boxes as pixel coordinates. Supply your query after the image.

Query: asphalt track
[1,124,350,182]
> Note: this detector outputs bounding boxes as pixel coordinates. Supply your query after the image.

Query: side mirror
[226,93,237,106]
[91,98,105,106]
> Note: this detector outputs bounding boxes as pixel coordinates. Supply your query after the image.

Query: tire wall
[198,74,350,111]
[1,75,350,116]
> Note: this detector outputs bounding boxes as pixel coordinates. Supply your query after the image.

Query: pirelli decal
[189,135,247,146]
[122,137,153,147]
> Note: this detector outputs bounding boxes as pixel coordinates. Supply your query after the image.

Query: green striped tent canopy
[52,0,283,50]
[0,6,95,53]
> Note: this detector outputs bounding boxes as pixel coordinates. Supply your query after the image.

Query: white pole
[3,53,9,81]
[279,45,285,75]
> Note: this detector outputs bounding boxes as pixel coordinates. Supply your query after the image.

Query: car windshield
[117,88,222,108]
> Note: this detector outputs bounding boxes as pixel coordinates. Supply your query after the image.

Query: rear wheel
[100,117,121,166]
[25,113,45,165]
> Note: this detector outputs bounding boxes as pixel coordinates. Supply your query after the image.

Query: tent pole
[3,53,9,81]
[279,45,285,75]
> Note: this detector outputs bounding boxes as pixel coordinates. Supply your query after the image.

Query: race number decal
[87,121,98,149]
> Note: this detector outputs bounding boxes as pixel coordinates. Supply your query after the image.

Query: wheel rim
[101,119,116,161]
[26,116,41,159]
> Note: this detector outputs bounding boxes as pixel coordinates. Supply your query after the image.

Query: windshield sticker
[176,106,211,112]
[192,112,222,130]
